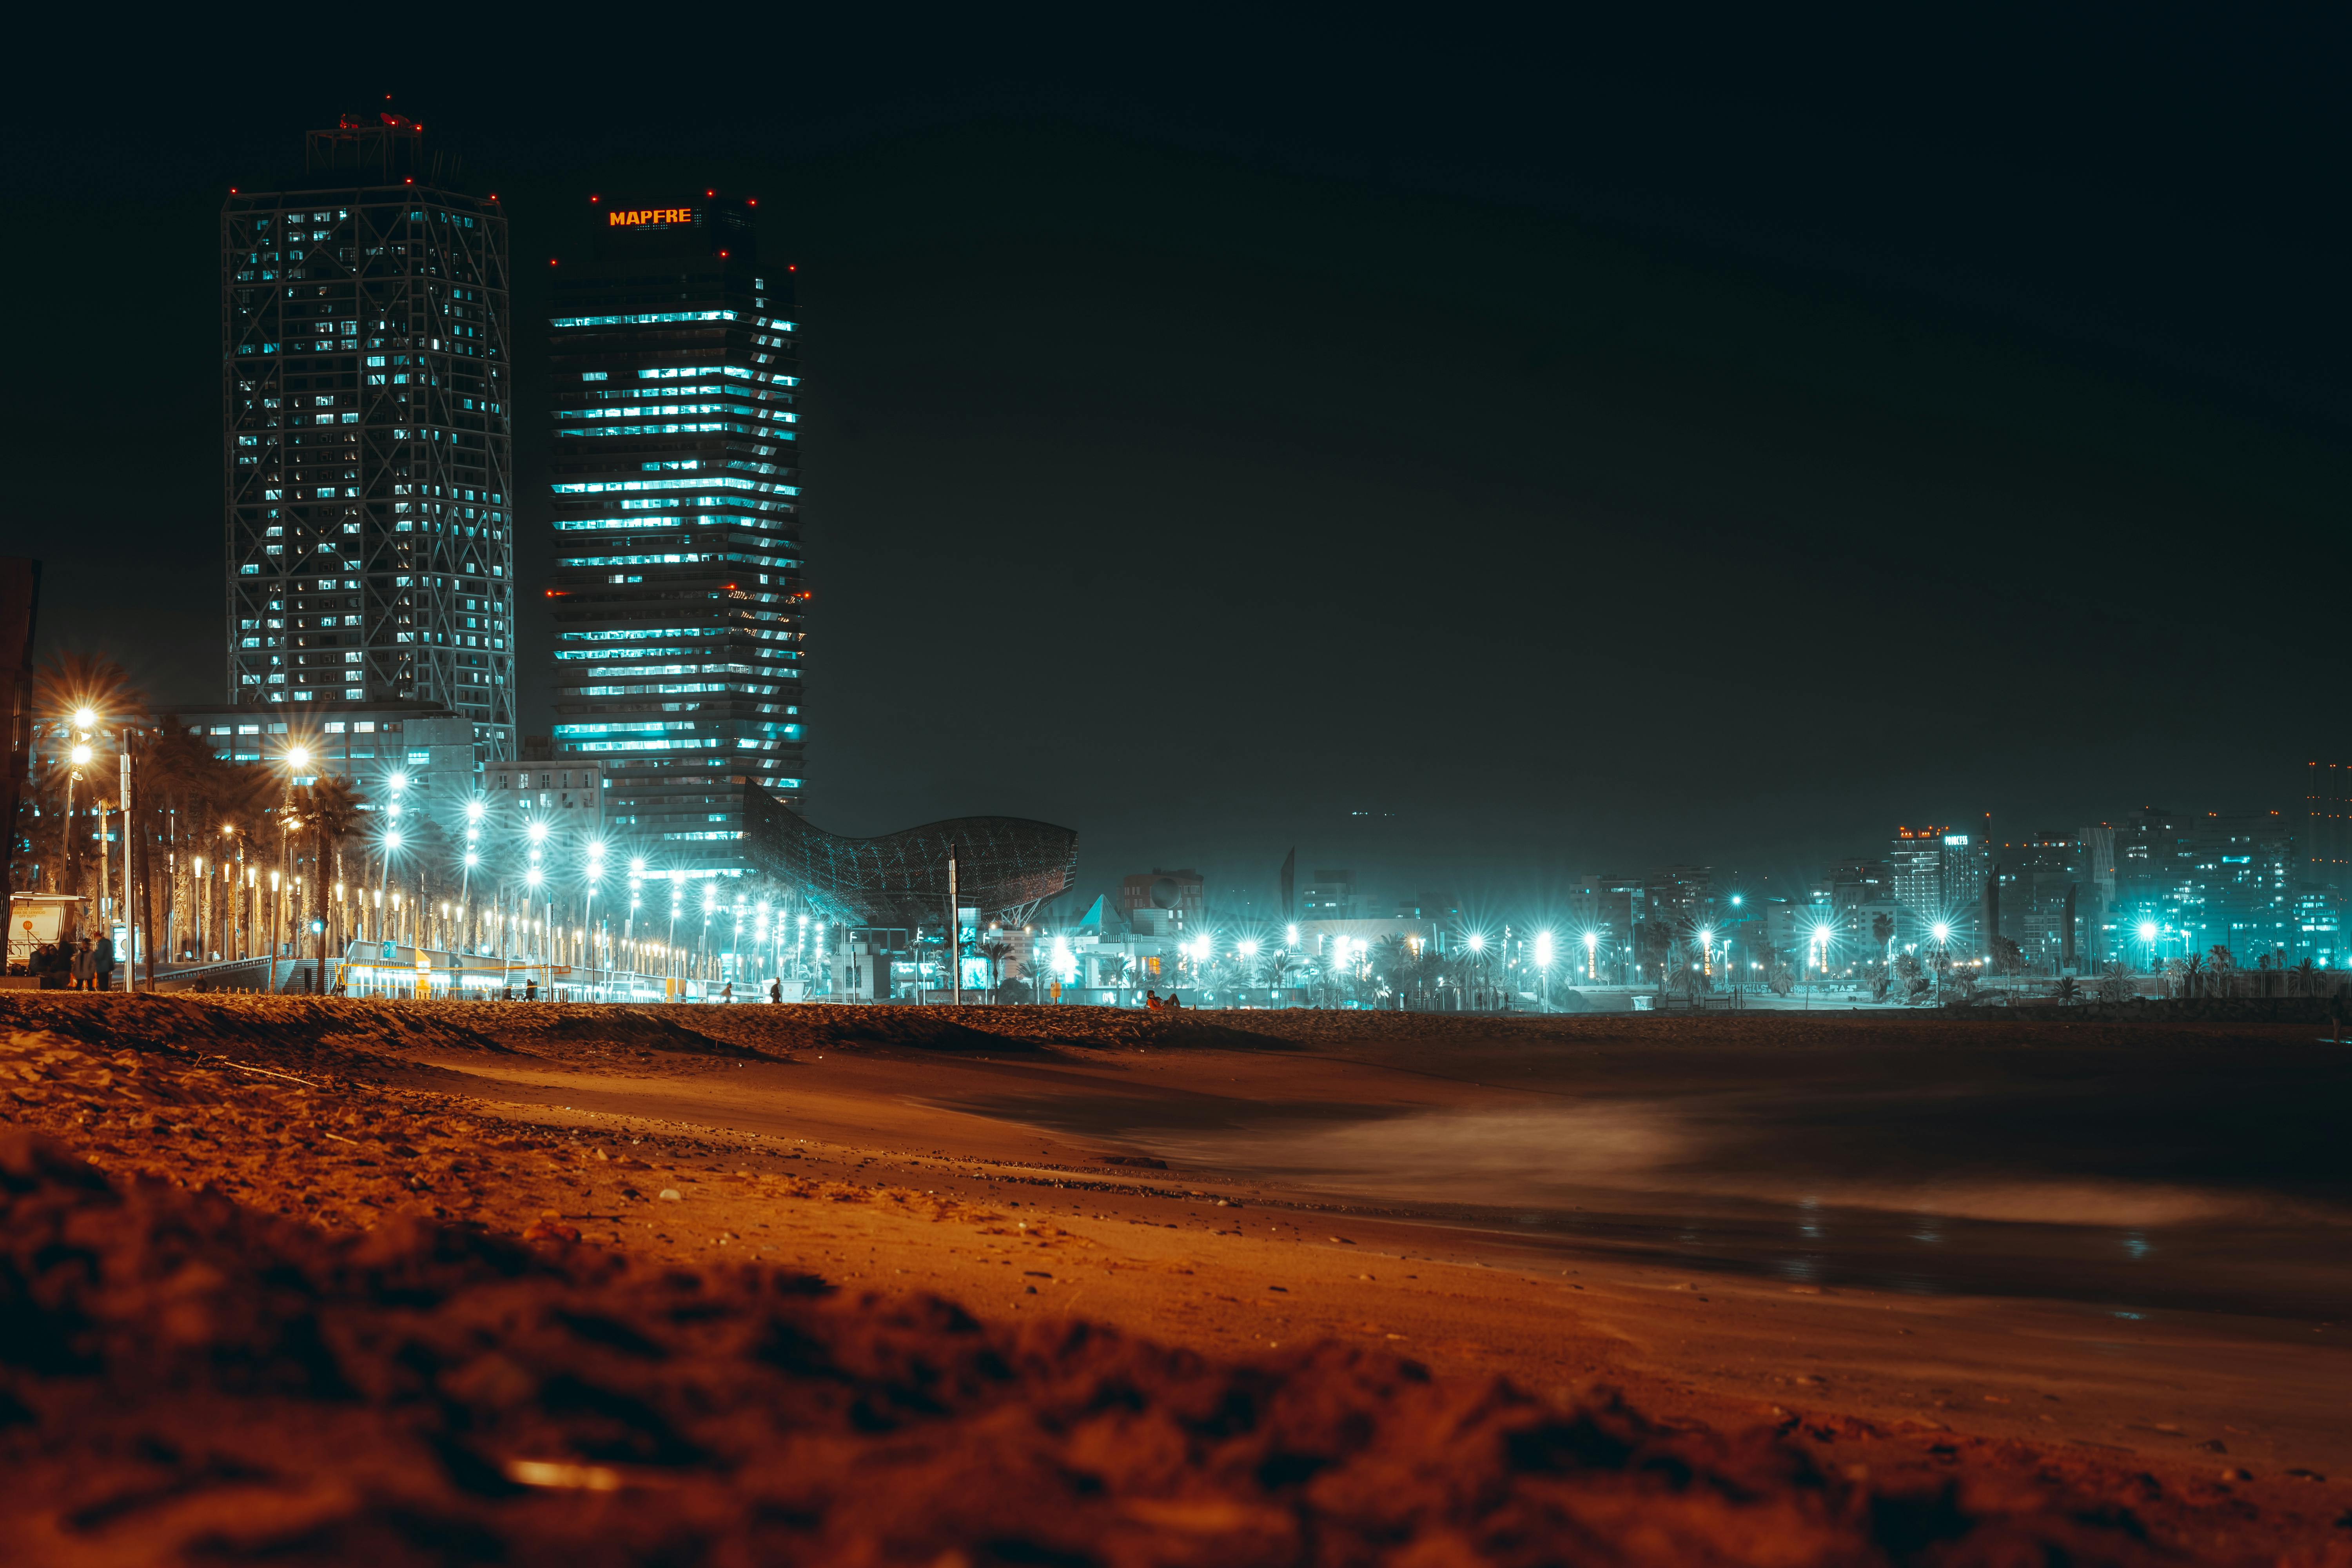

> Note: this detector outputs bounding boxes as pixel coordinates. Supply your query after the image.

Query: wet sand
[397,1009,2352,1478]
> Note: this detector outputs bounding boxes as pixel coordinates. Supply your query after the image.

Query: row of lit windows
[577,366,799,387]
[557,551,798,569]
[550,310,793,330]
[557,400,792,421]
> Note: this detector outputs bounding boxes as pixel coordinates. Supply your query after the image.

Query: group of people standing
[25,935,115,990]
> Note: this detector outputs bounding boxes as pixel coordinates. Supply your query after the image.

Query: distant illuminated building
[1298,867,1356,920]
[1998,832,2083,968]
[2305,762,2352,888]
[2190,811,2292,963]
[545,194,805,872]
[1889,825,1950,943]
[2292,888,2343,967]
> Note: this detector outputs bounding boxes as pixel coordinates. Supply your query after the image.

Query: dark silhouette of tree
[1634,919,1674,988]
[975,931,1015,993]
[289,775,368,959]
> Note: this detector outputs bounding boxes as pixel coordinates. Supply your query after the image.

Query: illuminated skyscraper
[545,195,805,873]
[220,113,515,753]
[1890,824,1985,945]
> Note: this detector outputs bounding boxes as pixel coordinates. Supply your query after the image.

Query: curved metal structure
[765,808,1078,929]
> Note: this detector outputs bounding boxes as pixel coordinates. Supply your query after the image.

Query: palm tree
[291,775,368,966]
[2291,958,2319,998]
[1633,919,1674,989]
[1259,948,1298,995]
[975,930,1015,998]
[126,726,237,966]
[2206,944,2234,1000]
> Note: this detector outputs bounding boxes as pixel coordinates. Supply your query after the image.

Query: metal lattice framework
[764,809,1079,929]
[221,116,514,751]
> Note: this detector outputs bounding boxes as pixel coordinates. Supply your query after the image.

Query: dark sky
[7,9,2348,915]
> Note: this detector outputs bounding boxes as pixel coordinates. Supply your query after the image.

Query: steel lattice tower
[221,114,515,753]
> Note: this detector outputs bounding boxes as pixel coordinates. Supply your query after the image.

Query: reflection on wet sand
[1110,1099,2352,1318]
[1138,1103,2311,1228]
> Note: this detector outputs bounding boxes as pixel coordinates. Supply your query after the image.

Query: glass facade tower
[221,114,515,753]
[546,196,806,873]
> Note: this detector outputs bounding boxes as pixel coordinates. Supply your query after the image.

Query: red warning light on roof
[590,194,600,203]
[788,264,796,272]
[706,189,715,197]
[747,198,757,206]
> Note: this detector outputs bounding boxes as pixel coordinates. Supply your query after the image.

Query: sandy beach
[1,994,2347,1564]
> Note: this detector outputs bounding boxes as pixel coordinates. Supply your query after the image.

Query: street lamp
[584,843,606,996]
[1583,928,1597,981]
[377,828,403,951]
[62,737,93,897]
[526,864,545,976]
[278,745,315,975]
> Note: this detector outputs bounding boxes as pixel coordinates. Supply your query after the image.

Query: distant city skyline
[13,24,2347,902]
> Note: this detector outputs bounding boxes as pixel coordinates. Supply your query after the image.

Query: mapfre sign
[608,207,697,229]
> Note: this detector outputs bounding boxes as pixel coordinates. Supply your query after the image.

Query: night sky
[7,11,2348,915]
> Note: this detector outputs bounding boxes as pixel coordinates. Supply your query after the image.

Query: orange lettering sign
[607,207,696,228]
